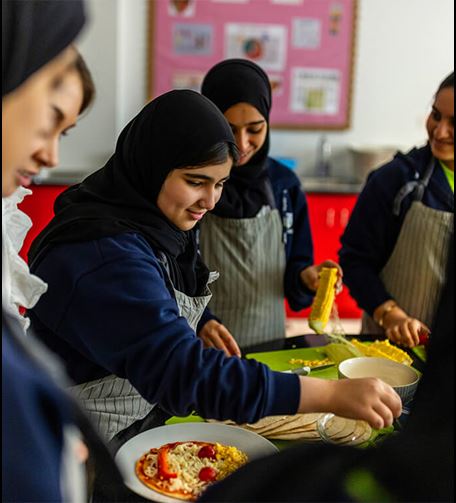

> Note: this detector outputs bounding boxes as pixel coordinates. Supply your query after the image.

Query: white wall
[58,0,119,172]
[56,0,454,179]
[56,0,149,175]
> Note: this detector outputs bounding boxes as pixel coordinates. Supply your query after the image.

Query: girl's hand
[383,308,430,348]
[297,375,402,430]
[300,260,343,293]
[374,301,430,348]
[198,320,241,357]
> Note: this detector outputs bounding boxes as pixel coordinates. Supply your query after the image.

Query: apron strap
[264,178,277,210]
[281,189,294,245]
[392,158,435,216]
[155,250,177,296]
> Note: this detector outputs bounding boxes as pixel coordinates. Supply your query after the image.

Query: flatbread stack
[207,413,325,441]
[316,414,372,446]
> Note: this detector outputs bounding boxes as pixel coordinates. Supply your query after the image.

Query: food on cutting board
[288,357,333,367]
[350,339,413,365]
[323,339,412,366]
[136,441,247,501]
[287,340,412,368]
[323,342,363,364]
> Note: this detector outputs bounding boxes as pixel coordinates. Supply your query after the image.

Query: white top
[2,186,47,331]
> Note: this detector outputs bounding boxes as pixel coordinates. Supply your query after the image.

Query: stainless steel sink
[299,176,363,194]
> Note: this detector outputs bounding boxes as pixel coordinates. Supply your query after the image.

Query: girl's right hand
[300,260,343,293]
[297,375,402,430]
[384,310,430,348]
[375,301,430,348]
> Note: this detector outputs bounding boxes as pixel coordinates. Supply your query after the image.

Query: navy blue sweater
[339,145,454,316]
[3,326,70,502]
[29,232,300,424]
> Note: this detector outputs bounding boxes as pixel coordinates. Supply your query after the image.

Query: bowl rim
[338,356,420,386]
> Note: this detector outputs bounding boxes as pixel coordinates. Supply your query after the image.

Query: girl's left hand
[300,260,343,293]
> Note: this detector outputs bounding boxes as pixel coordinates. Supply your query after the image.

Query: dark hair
[73,50,95,115]
[436,72,454,94]
[179,141,239,170]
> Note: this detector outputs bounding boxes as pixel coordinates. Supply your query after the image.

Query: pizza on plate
[136,441,248,501]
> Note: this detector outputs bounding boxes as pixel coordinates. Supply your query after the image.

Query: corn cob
[308,267,338,334]
[350,339,413,366]
[323,342,363,364]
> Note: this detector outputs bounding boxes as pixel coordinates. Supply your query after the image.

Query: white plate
[114,422,278,502]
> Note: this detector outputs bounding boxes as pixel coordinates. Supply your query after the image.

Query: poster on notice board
[148,0,357,129]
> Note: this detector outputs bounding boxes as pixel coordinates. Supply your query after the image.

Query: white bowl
[338,357,420,404]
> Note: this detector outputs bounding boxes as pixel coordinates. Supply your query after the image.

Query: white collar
[2,186,47,331]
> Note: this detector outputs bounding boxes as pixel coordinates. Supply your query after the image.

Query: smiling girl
[340,72,454,348]
[199,59,342,352]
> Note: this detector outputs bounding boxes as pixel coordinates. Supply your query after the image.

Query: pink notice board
[148,0,357,129]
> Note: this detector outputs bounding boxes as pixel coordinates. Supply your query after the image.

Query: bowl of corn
[338,357,420,404]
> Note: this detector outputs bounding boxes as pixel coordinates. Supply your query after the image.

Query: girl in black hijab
[28,89,246,441]
[27,89,400,449]
[199,59,341,351]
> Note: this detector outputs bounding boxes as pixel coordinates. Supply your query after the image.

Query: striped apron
[70,265,218,442]
[362,161,454,335]
[199,207,286,347]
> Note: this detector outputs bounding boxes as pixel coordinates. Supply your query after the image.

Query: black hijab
[201,59,274,218]
[29,90,236,296]
[2,0,86,96]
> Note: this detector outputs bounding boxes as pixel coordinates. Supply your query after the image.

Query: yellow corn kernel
[289,357,333,367]
[308,267,338,334]
[350,339,413,366]
[370,339,413,366]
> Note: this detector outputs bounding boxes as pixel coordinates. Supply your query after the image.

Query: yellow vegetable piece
[308,267,338,334]
[350,339,413,366]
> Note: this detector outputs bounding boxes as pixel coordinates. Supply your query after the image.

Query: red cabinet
[285,193,362,319]
[17,185,69,262]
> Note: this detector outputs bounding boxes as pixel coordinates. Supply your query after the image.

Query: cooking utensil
[283,363,335,376]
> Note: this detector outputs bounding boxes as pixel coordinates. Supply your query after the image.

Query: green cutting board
[246,347,338,379]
